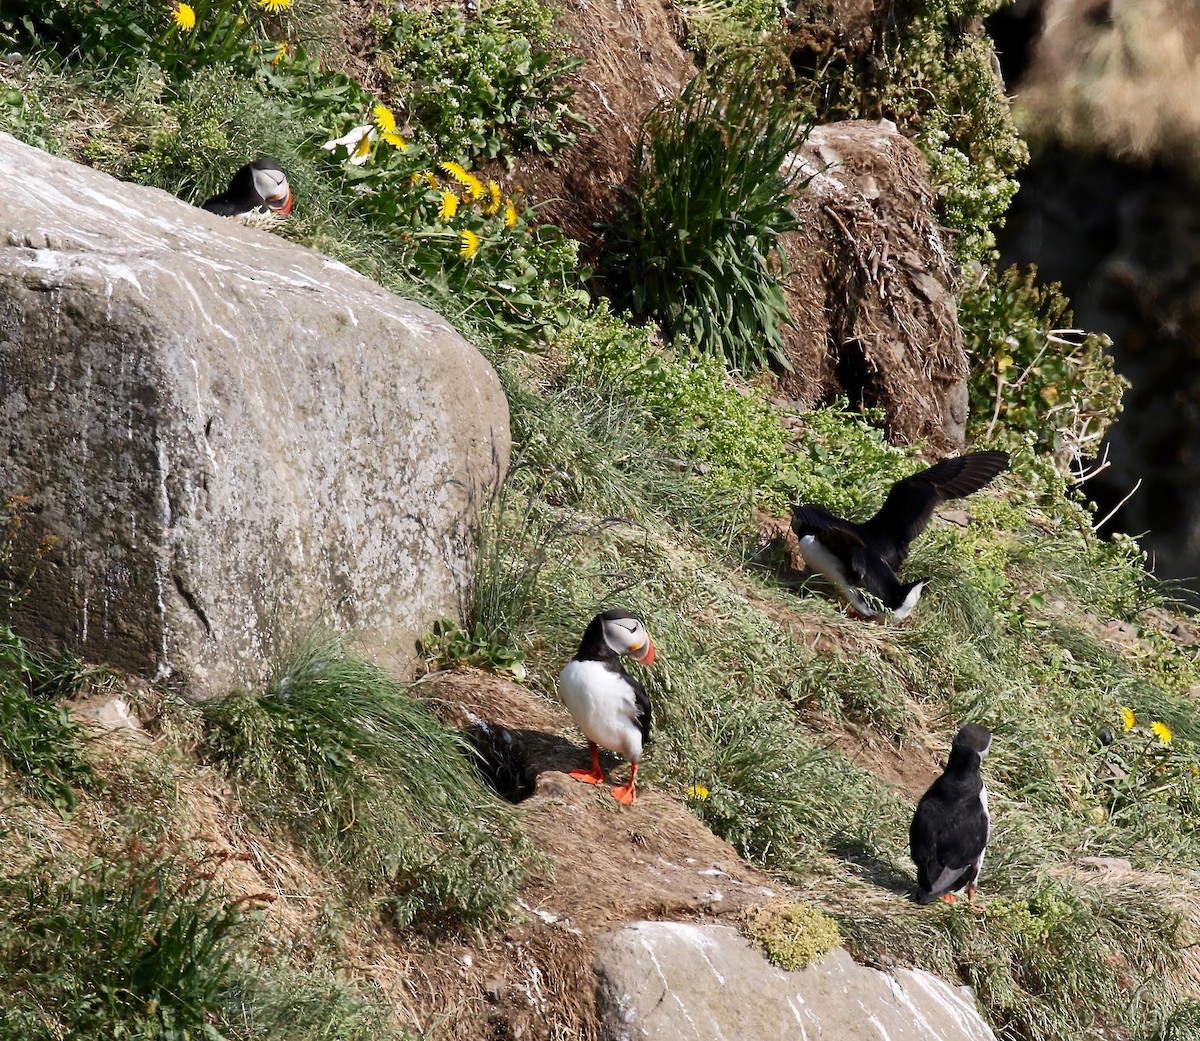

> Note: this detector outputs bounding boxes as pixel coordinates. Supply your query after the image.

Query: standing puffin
[910,722,993,904]
[791,450,1009,619]
[558,609,655,805]
[201,158,293,219]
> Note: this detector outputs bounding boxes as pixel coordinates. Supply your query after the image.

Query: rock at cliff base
[0,133,509,696]
[595,922,997,1041]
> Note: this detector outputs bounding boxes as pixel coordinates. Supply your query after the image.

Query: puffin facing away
[558,609,655,805]
[201,158,293,219]
[791,450,1009,619]
[910,722,992,904]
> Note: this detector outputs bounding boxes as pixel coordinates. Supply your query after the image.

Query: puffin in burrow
[791,450,1009,620]
[558,609,655,805]
[201,158,293,219]
[909,722,993,905]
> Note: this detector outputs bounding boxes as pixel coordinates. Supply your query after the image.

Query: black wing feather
[864,451,1010,569]
[627,672,653,747]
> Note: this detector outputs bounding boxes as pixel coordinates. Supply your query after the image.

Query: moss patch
[741,899,843,970]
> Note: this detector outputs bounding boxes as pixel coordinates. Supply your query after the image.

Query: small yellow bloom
[439,191,459,220]
[270,40,288,66]
[171,1,196,30]
[1120,706,1135,732]
[372,104,397,135]
[687,784,709,800]
[1151,721,1173,746]
[381,131,407,152]
[439,161,484,200]
[503,198,517,229]
[257,0,293,9]
[422,171,439,190]
[459,229,480,258]
[484,181,502,216]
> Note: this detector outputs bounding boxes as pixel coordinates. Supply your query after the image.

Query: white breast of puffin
[558,659,643,763]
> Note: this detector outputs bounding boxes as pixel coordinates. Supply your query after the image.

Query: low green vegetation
[0,840,395,1041]
[378,0,588,161]
[961,264,1127,464]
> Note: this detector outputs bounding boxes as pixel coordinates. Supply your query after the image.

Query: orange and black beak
[269,188,293,216]
[629,636,656,666]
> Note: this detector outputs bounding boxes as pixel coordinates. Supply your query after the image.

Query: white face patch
[602,617,645,656]
[252,166,288,204]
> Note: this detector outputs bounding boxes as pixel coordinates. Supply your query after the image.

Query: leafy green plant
[961,265,1126,466]
[421,618,529,680]
[601,64,809,372]
[316,106,591,344]
[0,841,248,1040]
[381,1,588,162]
[0,0,294,77]
[200,632,530,929]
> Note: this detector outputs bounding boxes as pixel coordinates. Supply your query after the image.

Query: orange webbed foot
[571,743,605,786]
[940,893,958,904]
[610,783,637,805]
[569,768,606,786]
[610,763,638,805]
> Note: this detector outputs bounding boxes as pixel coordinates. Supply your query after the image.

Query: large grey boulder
[595,921,997,1041]
[0,134,509,695]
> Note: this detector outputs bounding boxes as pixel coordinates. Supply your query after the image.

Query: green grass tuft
[200,632,531,930]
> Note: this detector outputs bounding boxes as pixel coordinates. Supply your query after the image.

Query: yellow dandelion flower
[439,161,484,200]
[439,191,459,220]
[270,40,288,66]
[459,229,480,258]
[257,0,292,9]
[484,181,502,216]
[687,784,709,800]
[381,131,407,152]
[422,171,440,190]
[1152,721,1173,746]
[372,104,397,135]
[171,1,196,30]
[1120,706,1135,731]
[503,198,518,229]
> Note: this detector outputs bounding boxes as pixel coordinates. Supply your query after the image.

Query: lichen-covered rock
[595,921,997,1041]
[0,133,509,696]
[780,119,970,453]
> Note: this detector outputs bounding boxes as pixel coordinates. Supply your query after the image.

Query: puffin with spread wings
[791,451,1010,620]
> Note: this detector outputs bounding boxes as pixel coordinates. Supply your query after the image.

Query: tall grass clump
[600,62,808,372]
[0,841,246,1040]
[200,633,530,929]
